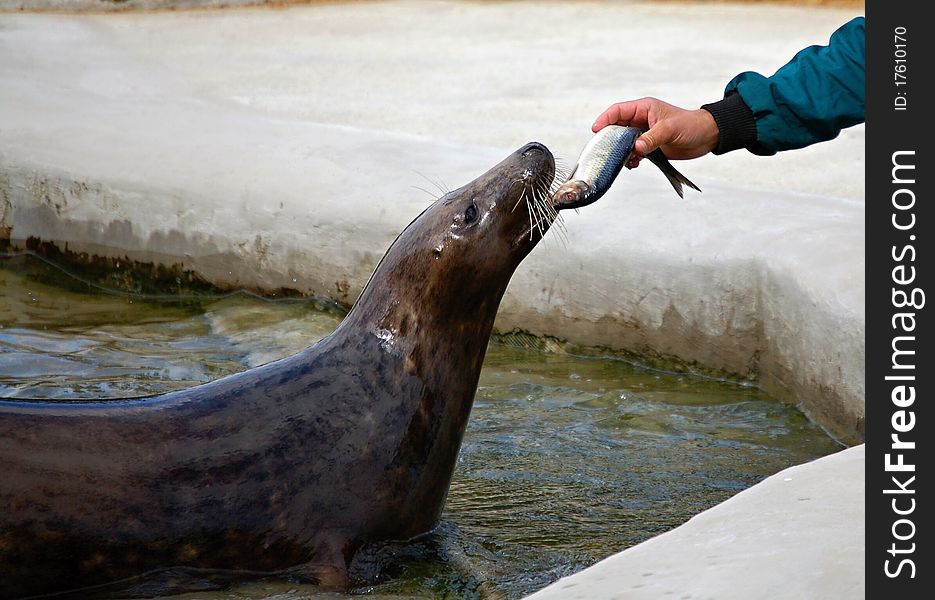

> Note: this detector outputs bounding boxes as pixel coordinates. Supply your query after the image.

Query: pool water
[0,253,842,599]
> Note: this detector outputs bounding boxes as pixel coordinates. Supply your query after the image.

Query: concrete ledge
[526,444,865,600]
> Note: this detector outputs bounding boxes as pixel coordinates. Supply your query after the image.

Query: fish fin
[645,149,701,198]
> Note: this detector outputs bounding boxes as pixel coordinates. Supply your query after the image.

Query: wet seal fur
[0,143,557,598]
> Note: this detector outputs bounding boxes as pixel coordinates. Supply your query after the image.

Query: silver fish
[552,125,700,209]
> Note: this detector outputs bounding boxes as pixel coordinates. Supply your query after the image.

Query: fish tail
[646,149,701,198]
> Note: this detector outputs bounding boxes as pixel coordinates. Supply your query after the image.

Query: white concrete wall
[0,2,864,445]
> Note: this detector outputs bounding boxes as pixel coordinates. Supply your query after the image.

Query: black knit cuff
[701,92,757,155]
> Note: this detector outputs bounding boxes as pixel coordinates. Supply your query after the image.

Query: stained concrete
[0,2,866,598]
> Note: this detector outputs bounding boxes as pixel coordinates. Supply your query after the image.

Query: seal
[0,142,557,599]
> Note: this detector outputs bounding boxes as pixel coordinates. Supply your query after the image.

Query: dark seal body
[0,143,556,598]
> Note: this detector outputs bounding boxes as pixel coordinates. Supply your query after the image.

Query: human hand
[592,97,719,167]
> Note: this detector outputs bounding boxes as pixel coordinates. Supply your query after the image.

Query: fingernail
[634,140,648,154]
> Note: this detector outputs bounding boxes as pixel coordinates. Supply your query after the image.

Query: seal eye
[464,203,478,225]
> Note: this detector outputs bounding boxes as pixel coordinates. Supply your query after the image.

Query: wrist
[693,109,720,154]
[700,92,757,155]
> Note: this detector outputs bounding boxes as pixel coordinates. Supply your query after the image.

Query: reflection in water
[0,254,841,599]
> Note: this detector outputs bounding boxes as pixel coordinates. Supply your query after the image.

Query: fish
[552,125,700,209]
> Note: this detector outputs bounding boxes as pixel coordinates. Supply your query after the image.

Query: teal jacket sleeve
[702,16,865,156]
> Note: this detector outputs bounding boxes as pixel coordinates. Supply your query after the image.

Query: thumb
[634,131,657,155]
[634,121,674,155]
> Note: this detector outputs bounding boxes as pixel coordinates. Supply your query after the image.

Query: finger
[592,100,642,132]
[634,120,675,155]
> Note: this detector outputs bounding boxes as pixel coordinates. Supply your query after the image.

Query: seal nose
[520,142,548,157]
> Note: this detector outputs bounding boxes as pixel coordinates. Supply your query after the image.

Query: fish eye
[464,203,478,224]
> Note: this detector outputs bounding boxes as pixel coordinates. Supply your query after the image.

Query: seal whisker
[522,176,560,243]
[529,192,549,241]
[509,178,540,240]
[511,196,524,213]
[413,170,450,197]
[553,159,571,182]
[411,185,442,201]
[546,211,569,247]
[531,179,568,248]
[524,189,536,238]
[550,169,569,195]
[511,181,527,213]
[553,158,571,175]
[523,182,544,240]
[526,200,540,241]
[522,194,538,241]
[536,178,568,247]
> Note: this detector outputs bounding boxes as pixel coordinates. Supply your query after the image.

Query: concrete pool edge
[525,444,865,600]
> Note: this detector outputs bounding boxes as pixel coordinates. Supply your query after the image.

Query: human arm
[707,15,865,155]
[593,16,865,160]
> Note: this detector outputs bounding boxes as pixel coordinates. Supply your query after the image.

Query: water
[0,253,842,599]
